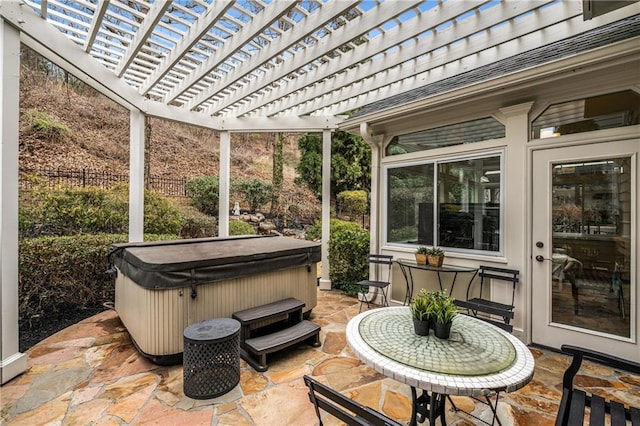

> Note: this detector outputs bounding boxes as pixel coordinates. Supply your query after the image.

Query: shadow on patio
[2,289,639,425]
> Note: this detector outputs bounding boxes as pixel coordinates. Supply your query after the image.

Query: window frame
[382,150,505,257]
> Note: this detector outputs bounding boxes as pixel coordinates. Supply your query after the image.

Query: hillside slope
[18,64,319,218]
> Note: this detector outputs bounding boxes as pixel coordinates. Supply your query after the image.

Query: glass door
[531,140,638,361]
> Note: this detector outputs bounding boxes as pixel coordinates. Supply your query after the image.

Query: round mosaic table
[346,307,535,425]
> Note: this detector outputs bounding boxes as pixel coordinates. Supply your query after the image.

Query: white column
[1,19,27,384]
[497,101,534,341]
[218,131,230,237]
[129,109,145,242]
[318,130,332,290]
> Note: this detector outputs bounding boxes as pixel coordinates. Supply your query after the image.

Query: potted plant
[432,290,458,339]
[409,289,434,336]
[415,246,428,265]
[426,247,445,267]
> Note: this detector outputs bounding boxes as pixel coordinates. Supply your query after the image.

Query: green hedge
[19,184,182,237]
[337,190,368,218]
[19,233,177,330]
[328,226,370,296]
[185,176,219,215]
[179,206,217,238]
[305,218,362,241]
[229,220,256,236]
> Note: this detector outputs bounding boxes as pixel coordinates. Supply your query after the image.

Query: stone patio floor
[2,289,639,425]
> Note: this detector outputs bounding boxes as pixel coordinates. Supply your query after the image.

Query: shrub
[328,226,370,295]
[235,178,272,213]
[179,206,217,238]
[337,190,368,218]
[229,219,256,236]
[185,176,219,215]
[305,218,362,241]
[19,233,177,330]
[19,184,182,237]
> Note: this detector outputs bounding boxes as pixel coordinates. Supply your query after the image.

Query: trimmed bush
[305,218,362,241]
[337,190,368,218]
[229,220,256,236]
[235,178,272,213]
[185,176,219,215]
[328,226,370,295]
[179,206,217,238]
[19,233,177,329]
[19,183,182,237]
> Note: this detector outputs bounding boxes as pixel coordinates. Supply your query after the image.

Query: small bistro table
[346,307,535,425]
[395,259,479,304]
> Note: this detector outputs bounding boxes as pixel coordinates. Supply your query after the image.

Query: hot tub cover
[109,235,321,289]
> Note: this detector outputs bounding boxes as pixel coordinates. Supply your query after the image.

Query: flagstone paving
[2,289,639,425]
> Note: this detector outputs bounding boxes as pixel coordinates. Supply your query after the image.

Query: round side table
[183,318,241,399]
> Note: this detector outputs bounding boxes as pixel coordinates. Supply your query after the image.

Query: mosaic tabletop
[359,308,516,376]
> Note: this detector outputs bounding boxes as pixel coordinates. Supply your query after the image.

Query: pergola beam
[205,0,423,116]
[317,2,637,118]
[268,0,568,117]
[84,0,110,52]
[187,0,356,112]
[139,0,235,94]
[115,1,171,77]
[164,0,298,105]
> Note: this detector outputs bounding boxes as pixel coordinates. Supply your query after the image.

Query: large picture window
[386,154,502,254]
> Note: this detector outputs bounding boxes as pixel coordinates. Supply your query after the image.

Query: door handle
[535,255,551,262]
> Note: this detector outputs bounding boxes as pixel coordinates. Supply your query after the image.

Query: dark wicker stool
[183,318,241,399]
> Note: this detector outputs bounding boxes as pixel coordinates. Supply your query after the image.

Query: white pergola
[2,0,638,383]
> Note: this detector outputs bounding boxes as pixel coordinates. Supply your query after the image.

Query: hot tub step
[232,297,306,345]
[242,320,321,372]
[232,297,305,325]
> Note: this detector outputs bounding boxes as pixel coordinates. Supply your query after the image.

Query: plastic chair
[357,254,393,312]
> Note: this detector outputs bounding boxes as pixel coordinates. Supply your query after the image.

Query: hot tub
[110,235,320,364]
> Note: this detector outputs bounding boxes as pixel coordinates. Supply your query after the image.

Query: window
[532,90,640,139]
[386,154,502,254]
[386,117,505,155]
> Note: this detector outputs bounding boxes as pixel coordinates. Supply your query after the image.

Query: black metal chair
[357,254,393,312]
[556,345,640,426]
[304,375,402,426]
[454,265,519,332]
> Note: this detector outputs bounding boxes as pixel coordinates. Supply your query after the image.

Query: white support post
[218,131,230,238]
[318,130,332,290]
[1,19,27,384]
[497,101,534,341]
[129,109,145,242]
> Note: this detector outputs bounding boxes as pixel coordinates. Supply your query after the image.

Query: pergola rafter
[4,0,639,128]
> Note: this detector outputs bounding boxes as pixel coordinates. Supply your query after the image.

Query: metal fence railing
[19,167,189,197]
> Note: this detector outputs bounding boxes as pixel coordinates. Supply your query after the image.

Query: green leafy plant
[410,289,434,321]
[185,176,219,215]
[305,218,362,241]
[431,290,458,324]
[426,247,445,256]
[337,190,368,218]
[416,246,429,255]
[235,178,272,213]
[328,226,370,295]
[229,219,256,236]
[18,233,177,331]
[179,206,217,238]
[19,183,181,237]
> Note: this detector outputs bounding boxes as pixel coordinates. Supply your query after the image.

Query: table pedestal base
[410,387,446,426]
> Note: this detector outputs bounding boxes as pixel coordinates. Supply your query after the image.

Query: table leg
[447,393,503,426]
[410,387,446,425]
[398,263,414,305]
